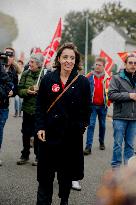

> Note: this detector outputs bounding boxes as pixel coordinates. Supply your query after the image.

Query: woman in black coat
[36,42,92,205]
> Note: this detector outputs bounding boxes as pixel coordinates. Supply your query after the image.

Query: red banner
[43,18,62,66]
[100,50,114,76]
[32,47,42,54]
[117,51,136,62]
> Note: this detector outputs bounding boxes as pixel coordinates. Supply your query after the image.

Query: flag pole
[85,15,88,75]
[36,65,44,86]
[36,17,62,86]
[36,52,50,86]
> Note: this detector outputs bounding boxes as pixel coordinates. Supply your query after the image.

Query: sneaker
[0,159,2,166]
[17,156,29,165]
[32,158,38,166]
[84,147,91,155]
[72,181,81,191]
[99,143,105,150]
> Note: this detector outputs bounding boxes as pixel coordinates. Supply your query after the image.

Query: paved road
[0,99,113,205]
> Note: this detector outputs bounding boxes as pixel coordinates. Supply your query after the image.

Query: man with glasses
[108,53,136,169]
[84,57,110,156]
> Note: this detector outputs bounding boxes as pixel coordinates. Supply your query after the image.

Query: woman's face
[58,48,76,72]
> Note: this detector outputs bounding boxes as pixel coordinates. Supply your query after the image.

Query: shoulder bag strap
[47,74,79,113]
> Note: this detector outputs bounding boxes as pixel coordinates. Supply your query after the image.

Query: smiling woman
[35,42,92,205]
[58,48,76,73]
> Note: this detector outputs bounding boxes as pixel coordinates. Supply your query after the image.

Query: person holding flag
[16,52,44,166]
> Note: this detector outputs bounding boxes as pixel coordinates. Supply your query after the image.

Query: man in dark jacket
[108,53,136,169]
[0,63,14,166]
[0,48,18,166]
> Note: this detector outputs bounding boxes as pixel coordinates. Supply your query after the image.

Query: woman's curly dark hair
[53,42,82,71]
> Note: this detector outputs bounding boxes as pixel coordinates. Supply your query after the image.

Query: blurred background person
[84,57,110,155]
[96,160,136,205]
[13,59,24,117]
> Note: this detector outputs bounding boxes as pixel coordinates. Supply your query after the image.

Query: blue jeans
[85,105,107,148]
[0,109,9,149]
[111,119,136,168]
[14,95,23,115]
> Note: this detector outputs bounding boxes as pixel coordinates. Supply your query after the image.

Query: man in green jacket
[17,53,44,165]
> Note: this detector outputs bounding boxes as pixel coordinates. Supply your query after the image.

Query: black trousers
[21,112,38,158]
[37,169,72,205]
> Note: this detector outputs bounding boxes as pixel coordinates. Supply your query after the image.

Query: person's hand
[27,88,37,95]
[8,90,13,97]
[129,93,136,101]
[37,130,46,142]
[33,85,39,92]
[27,85,39,95]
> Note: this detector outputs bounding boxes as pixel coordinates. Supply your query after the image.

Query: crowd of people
[0,42,136,205]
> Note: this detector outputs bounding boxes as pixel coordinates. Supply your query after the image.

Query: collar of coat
[119,69,136,87]
[54,67,78,87]
[86,70,110,81]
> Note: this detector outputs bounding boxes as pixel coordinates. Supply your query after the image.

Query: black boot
[37,185,52,205]
[60,199,68,205]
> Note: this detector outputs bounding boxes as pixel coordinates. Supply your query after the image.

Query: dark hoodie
[0,63,13,108]
[124,69,136,88]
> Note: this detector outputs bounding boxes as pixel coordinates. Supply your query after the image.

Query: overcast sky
[1,0,136,58]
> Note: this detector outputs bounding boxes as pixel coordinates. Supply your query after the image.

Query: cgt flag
[32,47,42,54]
[100,50,114,76]
[43,18,62,66]
[118,51,136,62]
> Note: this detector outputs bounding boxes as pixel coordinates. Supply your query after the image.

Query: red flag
[43,18,62,66]
[100,50,114,76]
[32,47,42,54]
[117,51,136,62]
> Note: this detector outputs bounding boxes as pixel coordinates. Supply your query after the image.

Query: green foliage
[61,1,136,69]
[91,2,136,40]
[84,54,95,73]
[61,10,94,55]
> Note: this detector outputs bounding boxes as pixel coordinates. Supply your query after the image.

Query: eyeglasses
[128,61,136,65]
[95,63,103,67]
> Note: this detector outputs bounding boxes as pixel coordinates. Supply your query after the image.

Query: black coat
[0,63,14,108]
[36,68,91,183]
